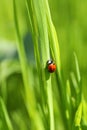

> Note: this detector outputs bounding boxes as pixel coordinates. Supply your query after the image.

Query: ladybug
[47,60,56,73]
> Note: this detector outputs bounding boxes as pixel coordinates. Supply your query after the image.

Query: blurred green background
[1,0,87,97]
[48,0,87,100]
[0,0,87,129]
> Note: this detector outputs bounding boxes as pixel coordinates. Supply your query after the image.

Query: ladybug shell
[47,63,56,73]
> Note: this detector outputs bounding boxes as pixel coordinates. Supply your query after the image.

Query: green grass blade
[13,1,45,130]
[26,0,55,129]
[73,52,81,83]
[73,102,82,129]
[13,0,36,109]
[44,0,61,75]
[0,97,13,130]
[33,1,55,130]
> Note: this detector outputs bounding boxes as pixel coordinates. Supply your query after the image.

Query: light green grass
[0,0,87,130]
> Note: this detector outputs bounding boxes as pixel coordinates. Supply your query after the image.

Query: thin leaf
[0,97,13,130]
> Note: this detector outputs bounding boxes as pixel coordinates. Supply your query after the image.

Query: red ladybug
[47,60,56,73]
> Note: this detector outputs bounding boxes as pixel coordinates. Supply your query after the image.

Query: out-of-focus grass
[0,0,87,130]
[0,0,28,40]
[49,0,87,100]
